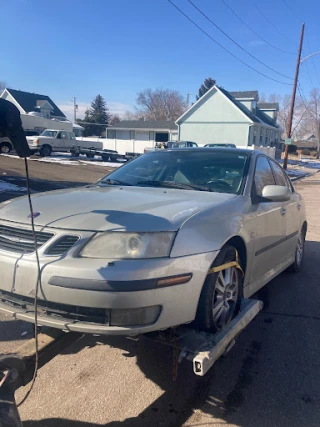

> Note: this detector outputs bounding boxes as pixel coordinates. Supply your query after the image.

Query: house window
[130,130,135,140]
[41,109,50,119]
[253,126,257,144]
[252,100,257,113]
[265,129,269,145]
[107,129,116,139]
[260,129,263,144]
[149,131,155,141]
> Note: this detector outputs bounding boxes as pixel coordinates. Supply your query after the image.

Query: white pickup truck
[27,129,79,157]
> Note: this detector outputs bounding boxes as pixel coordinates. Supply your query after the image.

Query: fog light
[110,305,161,327]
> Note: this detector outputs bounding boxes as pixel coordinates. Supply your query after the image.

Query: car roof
[162,147,254,155]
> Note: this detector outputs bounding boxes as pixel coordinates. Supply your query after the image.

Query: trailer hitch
[0,355,25,427]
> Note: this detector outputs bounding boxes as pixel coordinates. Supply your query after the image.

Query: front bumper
[0,222,217,335]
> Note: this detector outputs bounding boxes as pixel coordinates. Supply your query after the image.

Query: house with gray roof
[107,120,178,145]
[176,85,281,148]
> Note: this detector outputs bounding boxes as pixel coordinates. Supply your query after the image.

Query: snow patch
[0,180,27,193]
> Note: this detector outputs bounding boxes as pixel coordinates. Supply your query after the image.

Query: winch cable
[16,157,41,407]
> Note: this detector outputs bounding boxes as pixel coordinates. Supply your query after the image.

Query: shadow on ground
[21,241,320,427]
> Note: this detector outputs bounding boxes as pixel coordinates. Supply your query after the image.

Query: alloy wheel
[212,266,239,330]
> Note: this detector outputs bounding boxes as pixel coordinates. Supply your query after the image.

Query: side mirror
[261,185,291,202]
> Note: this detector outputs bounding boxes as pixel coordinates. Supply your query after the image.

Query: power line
[280,0,320,88]
[280,0,302,22]
[306,33,320,87]
[167,0,292,85]
[187,0,293,80]
[249,0,294,44]
[220,0,295,55]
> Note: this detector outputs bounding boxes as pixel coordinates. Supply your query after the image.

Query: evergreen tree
[81,95,111,136]
[196,77,216,100]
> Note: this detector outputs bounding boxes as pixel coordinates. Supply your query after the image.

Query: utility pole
[283,23,305,170]
[72,96,77,123]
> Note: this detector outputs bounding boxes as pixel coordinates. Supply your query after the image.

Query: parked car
[27,129,77,157]
[167,141,198,148]
[144,140,198,153]
[24,130,40,137]
[0,137,12,154]
[0,148,306,336]
[204,143,236,148]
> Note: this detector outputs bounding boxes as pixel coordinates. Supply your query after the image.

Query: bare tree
[0,80,7,93]
[302,88,320,157]
[265,93,306,140]
[136,88,187,121]
[110,114,121,125]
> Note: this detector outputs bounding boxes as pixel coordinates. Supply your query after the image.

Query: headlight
[80,232,175,259]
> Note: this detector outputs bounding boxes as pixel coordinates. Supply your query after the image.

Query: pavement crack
[263,310,320,321]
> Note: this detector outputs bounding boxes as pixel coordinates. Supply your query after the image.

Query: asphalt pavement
[0,156,319,427]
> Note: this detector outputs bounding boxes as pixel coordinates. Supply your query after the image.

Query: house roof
[6,88,66,118]
[176,85,279,129]
[257,102,279,110]
[110,120,178,130]
[229,90,259,100]
[219,87,261,123]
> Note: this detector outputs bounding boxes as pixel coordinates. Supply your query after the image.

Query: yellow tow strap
[208,250,244,277]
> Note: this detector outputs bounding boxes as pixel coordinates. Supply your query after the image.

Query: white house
[176,86,281,149]
[0,88,74,134]
[106,120,179,154]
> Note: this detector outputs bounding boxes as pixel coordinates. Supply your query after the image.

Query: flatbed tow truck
[70,145,126,162]
[0,298,262,425]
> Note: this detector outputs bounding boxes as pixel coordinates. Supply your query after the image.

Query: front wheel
[196,245,242,332]
[289,228,306,273]
[0,142,12,154]
[39,145,52,157]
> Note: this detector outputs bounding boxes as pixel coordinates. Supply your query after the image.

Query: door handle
[297,203,302,210]
[280,208,287,216]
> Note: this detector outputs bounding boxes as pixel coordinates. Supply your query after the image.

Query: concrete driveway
[0,157,319,427]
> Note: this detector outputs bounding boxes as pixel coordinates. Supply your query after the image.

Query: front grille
[0,290,109,324]
[0,224,54,254]
[46,235,80,255]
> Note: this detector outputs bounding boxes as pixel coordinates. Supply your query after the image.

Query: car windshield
[99,150,249,194]
[40,130,58,137]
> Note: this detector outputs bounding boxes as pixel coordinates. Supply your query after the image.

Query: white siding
[135,131,149,141]
[179,88,251,147]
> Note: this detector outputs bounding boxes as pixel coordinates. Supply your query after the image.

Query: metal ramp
[145,298,263,376]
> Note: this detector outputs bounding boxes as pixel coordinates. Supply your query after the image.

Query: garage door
[116,130,130,140]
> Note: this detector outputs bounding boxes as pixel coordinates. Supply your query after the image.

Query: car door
[52,132,63,151]
[57,131,69,152]
[269,159,301,261]
[249,155,287,285]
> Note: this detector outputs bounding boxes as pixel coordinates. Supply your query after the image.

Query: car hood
[0,186,237,232]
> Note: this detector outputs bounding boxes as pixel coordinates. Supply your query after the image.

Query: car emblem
[28,212,41,219]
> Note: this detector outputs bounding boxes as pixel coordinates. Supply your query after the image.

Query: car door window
[270,160,293,192]
[253,156,276,196]
[60,132,68,140]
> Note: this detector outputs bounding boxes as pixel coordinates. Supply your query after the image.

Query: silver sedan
[0,148,306,335]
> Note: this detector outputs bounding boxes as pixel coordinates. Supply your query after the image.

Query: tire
[101,154,109,162]
[72,152,80,157]
[110,155,117,162]
[196,245,243,332]
[288,228,306,273]
[0,142,12,154]
[39,145,52,157]
[86,153,95,159]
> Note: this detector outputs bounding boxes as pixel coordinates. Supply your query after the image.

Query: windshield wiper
[136,180,213,192]
[100,178,132,186]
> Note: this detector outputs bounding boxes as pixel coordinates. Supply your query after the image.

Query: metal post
[73,96,77,123]
[283,23,305,170]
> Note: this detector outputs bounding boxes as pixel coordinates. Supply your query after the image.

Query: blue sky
[2,0,320,119]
